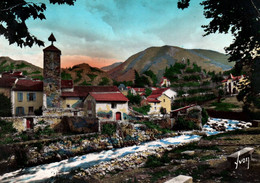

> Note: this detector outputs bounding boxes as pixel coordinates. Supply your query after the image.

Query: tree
[0,0,76,47]
[178,0,260,102]
[0,94,12,117]
[99,77,110,86]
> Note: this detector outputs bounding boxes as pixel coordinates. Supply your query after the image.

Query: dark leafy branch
[0,0,76,47]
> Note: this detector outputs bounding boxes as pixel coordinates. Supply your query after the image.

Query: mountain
[62,63,113,86]
[0,57,112,85]
[101,62,123,71]
[0,57,43,79]
[108,46,234,82]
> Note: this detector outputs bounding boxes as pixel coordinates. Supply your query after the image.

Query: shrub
[173,117,199,130]
[127,92,141,105]
[133,105,151,115]
[102,123,116,136]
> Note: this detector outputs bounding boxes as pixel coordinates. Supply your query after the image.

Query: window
[111,103,117,109]
[16,107,24,116]
[74,111,78,116]
[163,99,165,102]
[28,107,34,115]
[67,104,70,108]
[27,93,36,101]
[18,92,23,102]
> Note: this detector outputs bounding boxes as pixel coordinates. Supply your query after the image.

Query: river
[0,118,250,183]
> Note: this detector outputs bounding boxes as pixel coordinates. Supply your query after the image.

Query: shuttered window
[27,93,36,101]
[18,92,23,102]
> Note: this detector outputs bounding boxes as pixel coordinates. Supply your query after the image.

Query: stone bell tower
[43,33,61,112]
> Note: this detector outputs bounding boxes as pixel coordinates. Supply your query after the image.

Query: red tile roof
[2,72,25,78]
[146,88,169,103]
[89,92,129,102]
[133,88,145,92]
[61,80,73,89]
[61,86,119,97]
[221,74,245,83]
[0,77,17,88]
[147,98,160,103]
[160,77,169,85]
[150,88,169,95]
[43,45,61,53]
[13,79,43,91]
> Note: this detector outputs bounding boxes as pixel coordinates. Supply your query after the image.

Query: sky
[0,0,234,69]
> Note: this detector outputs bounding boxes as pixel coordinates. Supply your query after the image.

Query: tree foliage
[0,0,76,47]
[0,94,12,117]
[134,70,150,87]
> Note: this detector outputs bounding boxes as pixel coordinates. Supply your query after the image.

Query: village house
[11,79,43,116]
[84,91,129,121]
[146,88,177,115]
[222,74,245,94]
[160,77,171,87]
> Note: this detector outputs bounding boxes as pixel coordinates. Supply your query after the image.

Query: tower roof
[43,33,61,53]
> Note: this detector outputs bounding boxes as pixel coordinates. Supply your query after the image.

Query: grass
[30,70,41,75]
[171,142,221,154]
[31,75,43,80]
[200,155,217,161]
[211,102,239,111]
[203,128,260,140]
[150,170,170,183]
[138,121,172,134]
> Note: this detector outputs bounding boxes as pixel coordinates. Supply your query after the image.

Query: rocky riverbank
[0,122,177,174]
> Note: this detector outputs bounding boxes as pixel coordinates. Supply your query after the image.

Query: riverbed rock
[181,150,195,156]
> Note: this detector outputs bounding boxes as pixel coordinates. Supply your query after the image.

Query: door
[116,112,121,120]
[26,118,31,129]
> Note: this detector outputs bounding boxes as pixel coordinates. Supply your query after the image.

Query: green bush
[102,123,116,136]
[173,117,199,130]
[133,105,151,115]
[138,121,171,134]
[145,153,170,168]
[127,92,141,105]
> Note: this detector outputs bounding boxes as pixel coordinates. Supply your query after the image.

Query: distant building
[160,77,171,87]
[130,87,146,96]
[146,88,177,115]
[84,91,129,121]
[222,74,245,94]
